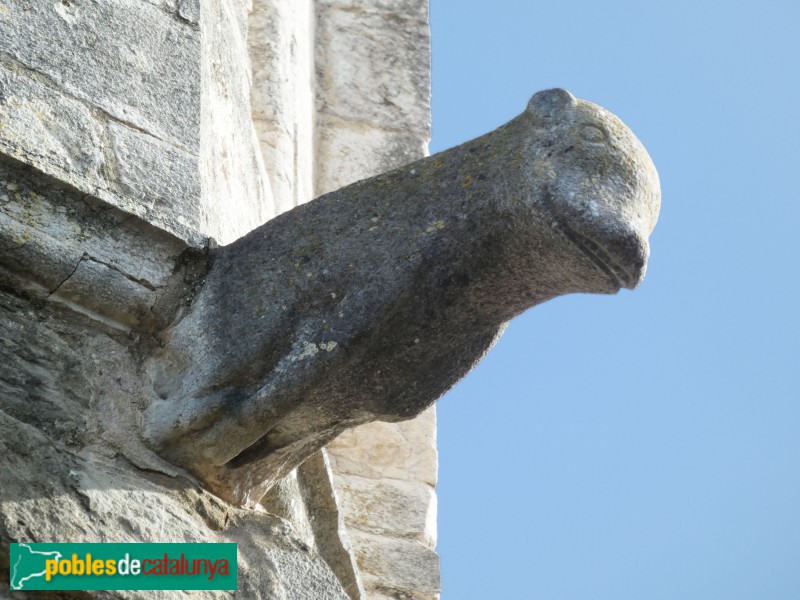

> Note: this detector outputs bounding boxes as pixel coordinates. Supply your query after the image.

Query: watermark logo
[9,543,237,591]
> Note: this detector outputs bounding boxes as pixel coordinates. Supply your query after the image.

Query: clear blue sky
[429,2,800,598]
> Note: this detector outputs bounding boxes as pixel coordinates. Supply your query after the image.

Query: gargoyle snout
[547,169,659,290]
[601,217,651,290]
[594,179,659,289]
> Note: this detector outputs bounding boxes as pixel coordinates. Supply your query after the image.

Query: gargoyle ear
[526,88,577,120]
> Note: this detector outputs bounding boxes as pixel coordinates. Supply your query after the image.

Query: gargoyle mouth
[540,188,640,290]
[554,220,635,289]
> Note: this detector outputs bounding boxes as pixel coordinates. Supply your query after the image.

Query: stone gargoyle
[145,89,661,506]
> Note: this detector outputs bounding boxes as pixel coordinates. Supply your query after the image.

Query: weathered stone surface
[0,61,107,199]
[201,0,275,243]
[259,451,369,600]
[315,117,430,196]
[260,455,367,600]
[0,295,92,452]
[0,0,274,247]
[350,532,440,599]
[178,0,201,24]
[334,475,436,546]
[0,0,200,151]
[0,155,202,331]
[325,410,437,598]
[315,7,431,135]
[262,543,351,600]
[109,122,203,235]
[262,469,318,550]
[142,0,180,16]
[316,0,428,22]
[0,417,350,599]
[146,89,660,505]
[0,286,350,599]
[53,256,157,330]
[296,451,367,600]
[249,0,316,214]
[0,41,206,245]
[327,407,438,486]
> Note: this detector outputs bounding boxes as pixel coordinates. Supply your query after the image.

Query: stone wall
[0,0,204,242]
[202,0,275,243]
[0,0,437,598]
[249,0,315,215]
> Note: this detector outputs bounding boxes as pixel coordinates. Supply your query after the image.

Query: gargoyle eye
[581,125,607,144]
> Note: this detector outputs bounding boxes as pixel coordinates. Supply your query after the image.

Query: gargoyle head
[525,88,661,290]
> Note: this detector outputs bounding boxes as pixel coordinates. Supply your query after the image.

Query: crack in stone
[45,252,161,302]
[106,114,199,158]
[0,52,196,156]
[84,255,159,292]
[47,253,86,298]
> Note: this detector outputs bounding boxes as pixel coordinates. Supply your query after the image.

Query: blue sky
[429,1,800,598]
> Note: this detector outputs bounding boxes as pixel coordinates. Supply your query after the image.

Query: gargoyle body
[146,89,661,505]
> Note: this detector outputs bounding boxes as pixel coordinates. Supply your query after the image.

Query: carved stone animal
[145,89,661,505]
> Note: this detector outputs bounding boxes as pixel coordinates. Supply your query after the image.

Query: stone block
[0,0,200,151]
[261,468,317,549]
[297,450,366,600]
[53,256,157,329]
[327,408,438,487]
[249,0,316,211]
[350,531,440,598]
[0,209,83,299]
[315,7,430,134]
[201,0,274,243]
[0,61,107,198]
[109,121,202,234]
[264,544,351,600]
[314,118,428,196]
[178,0,200,24]
[316,0,428,23]
[334,474,437,547]
[0,155,194,323]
